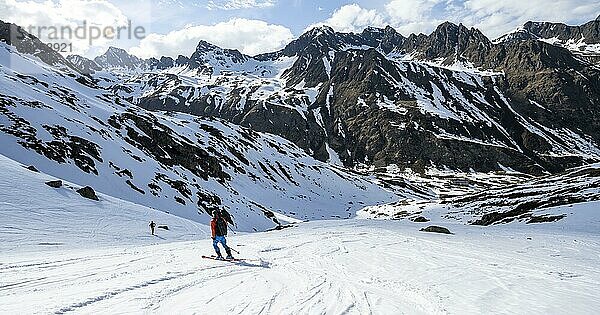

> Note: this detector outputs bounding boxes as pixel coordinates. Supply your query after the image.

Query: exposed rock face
[77,186,99,201]
[0,35,397,232]
[402,22,493,65]
[523,19,600,45]
[442,164,600,225]
[175,55,190,66]
[508,19,600,64]
[0,21,79,72]
[66,55,102,75]
[147,56,175,70]
[360,26,406,54]
[3,17,600,188]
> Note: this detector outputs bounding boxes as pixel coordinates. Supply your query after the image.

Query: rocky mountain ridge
[75,18,600,175]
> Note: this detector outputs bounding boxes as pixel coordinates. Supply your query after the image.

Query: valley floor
[1,220,599,315]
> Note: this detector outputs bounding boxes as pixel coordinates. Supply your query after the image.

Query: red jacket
[210,218,217,238]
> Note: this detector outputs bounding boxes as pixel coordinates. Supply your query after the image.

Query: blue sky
[1,0,599,58]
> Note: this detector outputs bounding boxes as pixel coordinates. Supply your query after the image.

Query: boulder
[26,165,39,172]
[77,186,99,201]
[420,226,453,234]
[411,216,430,223]
[45,180,63,188]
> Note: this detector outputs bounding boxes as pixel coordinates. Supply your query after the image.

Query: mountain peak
[94,46,143,70]
[384,25,397,34]
[104,46,130,56]
[303,25,336,38]
[195,40,220,52]
[435,21,459,31]
[106,46,125,52]
[362,26,384,34]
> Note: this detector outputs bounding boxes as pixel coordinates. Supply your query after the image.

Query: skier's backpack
[219,209,234,225]
[215,216,228,236]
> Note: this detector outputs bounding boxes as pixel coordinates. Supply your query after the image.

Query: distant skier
[149,221,156,236]
[211,209,234,260]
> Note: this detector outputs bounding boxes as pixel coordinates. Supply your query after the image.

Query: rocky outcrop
[411,216,430,223]
[66,55,102,75]
[26,165,39,172]
[77,186,99,201]
[45,180,63,188]
[420,226,453,234]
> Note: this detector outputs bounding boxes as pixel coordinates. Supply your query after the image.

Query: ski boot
[225,248,234,260]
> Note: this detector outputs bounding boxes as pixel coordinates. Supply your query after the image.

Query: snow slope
[0,153,209,253]
[1,219,599,314]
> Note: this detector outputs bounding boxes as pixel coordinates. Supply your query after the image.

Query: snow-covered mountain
[0,25,401,232]
[2,17,600,230]
[87,19,600,176]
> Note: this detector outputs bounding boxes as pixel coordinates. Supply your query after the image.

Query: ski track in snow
[1,220,599,315]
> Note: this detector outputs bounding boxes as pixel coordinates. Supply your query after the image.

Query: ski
[202,255,245,262]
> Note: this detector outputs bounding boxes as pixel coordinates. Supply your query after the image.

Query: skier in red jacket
[211,209,234,260]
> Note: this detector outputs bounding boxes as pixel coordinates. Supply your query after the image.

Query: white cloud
[314,0,600,39]
[206,0,276,10]
[386,0,442,22]
[462,0,600,37]
[384,0,453,35]
[129,18,293,58]
[0,0,133,56]
[308,4,386,33]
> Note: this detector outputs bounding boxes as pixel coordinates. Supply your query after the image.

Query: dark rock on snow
[420,226,453,234]
[45,180,63,188]
[26,165,39,172]
[412,216,430,223]
[77,186,99,201]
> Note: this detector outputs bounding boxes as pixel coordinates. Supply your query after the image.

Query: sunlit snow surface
[2,220,599,314]
[1,153,600,314]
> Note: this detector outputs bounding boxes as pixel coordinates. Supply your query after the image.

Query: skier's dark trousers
[149,221,156,235]
[211,210,233,259]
